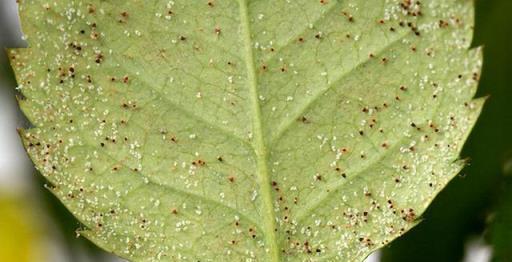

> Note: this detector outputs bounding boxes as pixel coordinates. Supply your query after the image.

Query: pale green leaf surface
[10,0,482,261]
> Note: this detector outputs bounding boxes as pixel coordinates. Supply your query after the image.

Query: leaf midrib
[238,0,281,261]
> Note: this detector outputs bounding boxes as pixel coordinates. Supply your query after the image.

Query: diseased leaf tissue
[9,0,481,261]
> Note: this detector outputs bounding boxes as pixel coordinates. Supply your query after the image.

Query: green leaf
[10,0,482,261]
[382,0,512,260]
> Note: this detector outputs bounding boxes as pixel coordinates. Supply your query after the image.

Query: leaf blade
[11,0,482,261]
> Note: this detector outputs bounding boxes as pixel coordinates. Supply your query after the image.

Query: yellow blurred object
[0,195,45,262]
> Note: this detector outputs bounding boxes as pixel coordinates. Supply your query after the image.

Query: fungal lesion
[191,159,206,167]
[118,11,130,23]
[297,116,311,124]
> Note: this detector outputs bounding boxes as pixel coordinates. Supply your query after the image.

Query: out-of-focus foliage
[0,196,44,262]
[381,0,512,261]
[490,173,512,261]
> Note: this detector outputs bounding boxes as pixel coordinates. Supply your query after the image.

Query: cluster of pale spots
[9,0,482,261]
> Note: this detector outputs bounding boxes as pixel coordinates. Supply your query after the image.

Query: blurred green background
[0,0,511,261]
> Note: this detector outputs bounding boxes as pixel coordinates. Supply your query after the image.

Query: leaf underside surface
[10,0,482,261]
